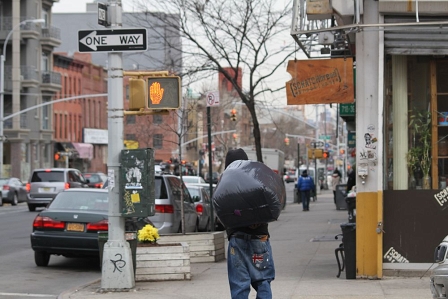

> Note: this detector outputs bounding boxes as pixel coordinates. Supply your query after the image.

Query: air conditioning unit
[306,0,332,20]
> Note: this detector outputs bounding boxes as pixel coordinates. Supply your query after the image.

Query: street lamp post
[0,18,44,176]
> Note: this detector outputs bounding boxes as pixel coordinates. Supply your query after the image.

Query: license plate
[67,223,85,232]
[39,187,54,192]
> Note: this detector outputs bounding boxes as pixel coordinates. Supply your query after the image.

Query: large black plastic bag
[212,160,286,229]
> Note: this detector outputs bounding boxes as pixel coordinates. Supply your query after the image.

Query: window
[153,115,163,124]
[126,115,136,124]
[125,134,136,140]
[153,134,163,148]
[42,96,50,130]
[41,53,49,72]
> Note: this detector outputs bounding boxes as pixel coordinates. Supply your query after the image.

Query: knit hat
[225,148,249,169]
[302,170,307,175]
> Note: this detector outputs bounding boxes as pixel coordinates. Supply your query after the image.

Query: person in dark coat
[223,148,275,299]
[296,169,315,211]
[346,167,356,193]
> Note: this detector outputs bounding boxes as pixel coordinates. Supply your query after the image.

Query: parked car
[0,177,27,206]
[283,170,296,183]
[186,185,213,232]
[30,188,109,266]
[145,175,198,234]
[82,172,107,188]
[185,183,224,230]
[26,168,90,212]
[181,175,207,185]
[204,172,220,184]
[155,165,163,175]
[430,235,448,299]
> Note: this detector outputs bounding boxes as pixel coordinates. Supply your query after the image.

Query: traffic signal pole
[101,0,134,290]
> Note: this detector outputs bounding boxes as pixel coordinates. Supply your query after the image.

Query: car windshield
[31,171,64,183]
[0,179,8,185]
[48,191,109,211]
[84,174,102,183]
[184,176,206,184]
[187,187,200,198]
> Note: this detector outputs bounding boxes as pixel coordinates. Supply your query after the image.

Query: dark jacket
[346,169,356,192]
[297,174,315,191]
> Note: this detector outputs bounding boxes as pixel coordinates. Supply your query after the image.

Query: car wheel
[28,204,36,212]
[35,251,50,267]
[194,221,199,232]
[205,219,211,232]
[12,193,18,206]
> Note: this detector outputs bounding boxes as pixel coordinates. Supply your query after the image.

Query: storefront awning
[72,143,93,160]
[55,142,77,153]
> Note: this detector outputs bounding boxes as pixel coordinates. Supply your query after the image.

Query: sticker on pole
[206,91,220,107]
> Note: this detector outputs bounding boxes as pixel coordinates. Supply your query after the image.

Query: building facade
[52,3,182,165]
[290,0,448,278]
[0,0,61,181]
[53,52,108,173]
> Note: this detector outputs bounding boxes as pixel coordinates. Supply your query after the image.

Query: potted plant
[409,109,432,189]
[137,224,160,246]
[406,147,421,189]
[135,224,191,281]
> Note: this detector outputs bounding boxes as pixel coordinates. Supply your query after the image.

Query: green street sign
[340,103,356,116]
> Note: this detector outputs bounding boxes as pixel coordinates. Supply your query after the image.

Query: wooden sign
[286,58,354,105]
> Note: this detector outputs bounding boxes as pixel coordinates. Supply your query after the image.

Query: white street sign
[206,91,220,107]
[78,28,147,52]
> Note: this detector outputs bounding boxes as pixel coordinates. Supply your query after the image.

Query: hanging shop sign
[286,58,354,105]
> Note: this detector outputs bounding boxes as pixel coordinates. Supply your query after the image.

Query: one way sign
[78,28,147,52]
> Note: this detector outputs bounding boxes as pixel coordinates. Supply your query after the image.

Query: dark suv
[26,168,90,211]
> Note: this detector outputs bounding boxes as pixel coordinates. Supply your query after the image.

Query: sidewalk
[59,190,433,299]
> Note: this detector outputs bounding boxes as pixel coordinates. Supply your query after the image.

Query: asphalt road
[0,182,296,298]
[0,203,100,298]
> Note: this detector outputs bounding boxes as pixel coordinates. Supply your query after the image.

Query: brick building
[53,52,108,173]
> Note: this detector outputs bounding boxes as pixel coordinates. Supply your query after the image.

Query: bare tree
[130,0,296,162]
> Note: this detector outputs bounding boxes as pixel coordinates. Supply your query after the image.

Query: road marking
[0,292,55,297]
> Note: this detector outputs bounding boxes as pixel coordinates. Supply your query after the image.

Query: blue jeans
[301,190,310,210]
[227,235,275,299]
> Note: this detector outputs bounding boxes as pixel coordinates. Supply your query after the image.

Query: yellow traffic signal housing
[308,148,323,159]
[129,78,147,111]
[147,76,181,110]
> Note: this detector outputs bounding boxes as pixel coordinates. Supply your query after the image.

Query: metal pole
[0,54,4,177]
[101,0,134,289]
[207,106,214,231]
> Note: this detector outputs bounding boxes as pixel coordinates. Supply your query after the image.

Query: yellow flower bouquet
[137,224,160,244]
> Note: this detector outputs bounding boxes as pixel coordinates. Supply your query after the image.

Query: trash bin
[294,187,302,204]
[346,196,356,223]
[98,231,137,275]
[335,184,347,210]
[340,222,356,279]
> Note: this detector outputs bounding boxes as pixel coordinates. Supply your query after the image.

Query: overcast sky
[52,0,133,13]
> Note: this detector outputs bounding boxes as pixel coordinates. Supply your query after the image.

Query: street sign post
[311,141,324,148]
[97,2,108,26]
[78,28,147,52]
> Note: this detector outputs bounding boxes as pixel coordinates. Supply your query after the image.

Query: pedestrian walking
[297,169,315,211]
[346,167,356,193]
[331,169,341,204]
[220,148,276,299]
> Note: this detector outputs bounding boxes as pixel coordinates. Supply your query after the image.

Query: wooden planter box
[159,231,226,263]
[135,242,191,282]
